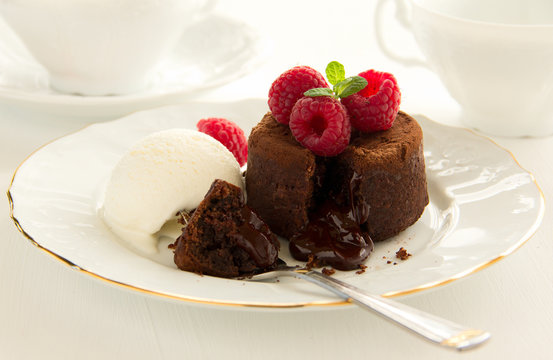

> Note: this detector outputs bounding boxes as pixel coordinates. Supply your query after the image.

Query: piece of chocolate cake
[246,110,428,245]
[173,179,280,278]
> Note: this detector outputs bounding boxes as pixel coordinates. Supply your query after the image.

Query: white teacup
[375,0,553,137]
[0,0,214,96]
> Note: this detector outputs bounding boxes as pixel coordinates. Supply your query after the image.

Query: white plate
[8,99,544,309]
[0,15,270,119]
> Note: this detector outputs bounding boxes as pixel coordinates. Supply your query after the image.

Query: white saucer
[0,14,271,119]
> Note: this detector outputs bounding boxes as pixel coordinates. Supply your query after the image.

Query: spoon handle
[295,270,490,351]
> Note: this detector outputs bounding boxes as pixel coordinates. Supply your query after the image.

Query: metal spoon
[245,262,490,351]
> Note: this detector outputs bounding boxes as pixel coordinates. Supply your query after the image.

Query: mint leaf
[326,61,345,86]
[334,76,368,98]
[304,87,334,97]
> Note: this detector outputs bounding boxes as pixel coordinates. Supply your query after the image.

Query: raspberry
[342,70,401,132]
[268,66,329,125]
[289,96,351,157]
[197,118,248,166]
[357,69,398,98]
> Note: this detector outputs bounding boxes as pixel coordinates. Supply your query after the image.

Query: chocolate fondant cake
[246,110,428,244]
[173,179,280,278]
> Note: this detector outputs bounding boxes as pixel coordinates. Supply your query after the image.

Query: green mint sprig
[326,60,346,85]
[304,61,367,99]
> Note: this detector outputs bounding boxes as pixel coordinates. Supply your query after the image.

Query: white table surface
[1,1,552,359]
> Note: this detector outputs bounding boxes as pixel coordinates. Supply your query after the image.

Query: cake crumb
[393,262,397,265]
[322,267,335,276]
[356,264,367,275]
[396,247,412,260]
[306,254,321,270]
[387,260,392,264]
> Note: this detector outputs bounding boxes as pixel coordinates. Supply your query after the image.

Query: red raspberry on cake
[342,69,401,132]
[289,96,351,157]
[197,117,248,166]
[268,66,329,125]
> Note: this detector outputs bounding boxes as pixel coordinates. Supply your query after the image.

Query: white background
[1,1,552,359]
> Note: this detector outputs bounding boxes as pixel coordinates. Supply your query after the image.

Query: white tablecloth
[1,1,551,359]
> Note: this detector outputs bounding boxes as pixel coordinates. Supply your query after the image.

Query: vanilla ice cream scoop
[102,129,244,254]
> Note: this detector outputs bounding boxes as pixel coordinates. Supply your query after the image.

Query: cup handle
[374,0,428,68]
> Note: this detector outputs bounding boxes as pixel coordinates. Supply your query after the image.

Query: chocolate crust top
[345,111,424,171]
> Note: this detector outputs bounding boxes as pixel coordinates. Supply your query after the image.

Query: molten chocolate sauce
[289,172,374,270]
[233,207,279,268]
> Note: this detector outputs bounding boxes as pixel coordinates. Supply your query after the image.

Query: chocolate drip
[289,172,373,270]
[233,207,279,268]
